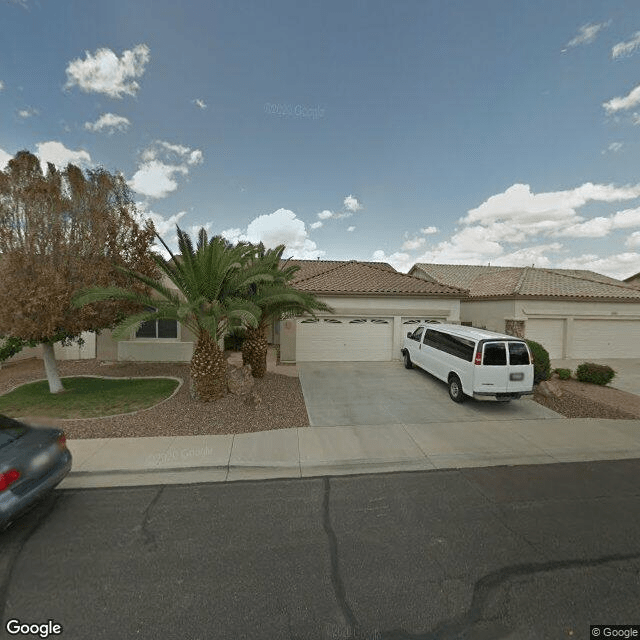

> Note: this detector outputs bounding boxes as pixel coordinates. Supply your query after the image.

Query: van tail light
[0,469,21,492]
[474,350,482,365]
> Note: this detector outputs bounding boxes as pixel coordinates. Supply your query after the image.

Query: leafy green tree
[0,151,157,393]
[73,226,274,401]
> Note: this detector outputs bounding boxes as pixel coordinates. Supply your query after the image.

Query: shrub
[525,339,551,384]
[553,368,572,380]
[576,362,616,386]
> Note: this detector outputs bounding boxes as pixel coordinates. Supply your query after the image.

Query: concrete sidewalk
[59,418,640,489]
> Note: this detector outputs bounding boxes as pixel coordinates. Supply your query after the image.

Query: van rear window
[508,342,530,365]
[483,342,506,366]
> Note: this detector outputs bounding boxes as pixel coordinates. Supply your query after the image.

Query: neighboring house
[409,263,640,359]
[275,260,466,362]
[624,271,640,289]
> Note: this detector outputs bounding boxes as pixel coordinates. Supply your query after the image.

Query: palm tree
[237,244,334,377]
[73,226,273,401]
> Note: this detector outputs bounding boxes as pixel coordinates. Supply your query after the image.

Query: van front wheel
[448,375,465,403]
[403,351,413,369]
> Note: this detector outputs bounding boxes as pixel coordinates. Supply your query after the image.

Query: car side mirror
[407,332,412,338]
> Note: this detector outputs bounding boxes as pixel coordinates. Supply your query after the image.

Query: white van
[401,323,534,403]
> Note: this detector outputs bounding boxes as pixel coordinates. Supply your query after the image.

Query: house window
[135,308,178,339]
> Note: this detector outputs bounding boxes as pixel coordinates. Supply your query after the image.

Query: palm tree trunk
[190,330,227,401]
[242,322,268,378]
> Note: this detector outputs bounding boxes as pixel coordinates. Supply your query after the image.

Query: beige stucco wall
[460,300,517,332]
[279,295,462,363]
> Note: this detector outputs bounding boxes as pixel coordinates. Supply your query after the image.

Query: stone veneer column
[504,319,525,338]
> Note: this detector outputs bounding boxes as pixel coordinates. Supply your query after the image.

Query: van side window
[410,326,424,341]
[424,330,474,362]
[483,342,507,366]
[508,342,530,365]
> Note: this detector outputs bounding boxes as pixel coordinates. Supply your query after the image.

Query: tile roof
[286,260,466,296]
[411,263,640,300]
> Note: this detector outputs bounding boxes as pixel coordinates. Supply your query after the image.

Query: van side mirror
[407,332,413,338]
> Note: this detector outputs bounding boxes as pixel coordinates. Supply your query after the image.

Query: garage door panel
[296,317,393,361]
[571,320,640,358]
[526,319,564,359]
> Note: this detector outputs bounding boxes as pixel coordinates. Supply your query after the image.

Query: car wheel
[448,375,465,403]
[403,351,413,369]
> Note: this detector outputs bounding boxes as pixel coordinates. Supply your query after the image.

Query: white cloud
[626,232,640,248]
[347,226,355,232]
[602,141,623,154]
[64,44,150,98]
[0,148,12,170]
[372,250,413,273]
[465,182,640,227]
[401,237,426,251]
[563,21,610,51]
[612,31,640,59]
[420,226,438,234]
[129,161,188,199]
[317,210,334,220]
[310,221,323,229]
[344,194,363,212]
[604,84,640,114]
[129,140,203,198]
[491,243,564,268]
[221,208,325,259]
[554,216,613,238]
[84,112,131,134]
[133,202,187,256]
[35,141,91,169]
[611,206,640,228]
[0,81,4,91]
[194,99,207,109]
[554,252,640,279]
[17,107,38,119]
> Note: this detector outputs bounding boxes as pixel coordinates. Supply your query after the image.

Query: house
[409,263,640,359]
[624,271,640,289]
[275,260,466,362]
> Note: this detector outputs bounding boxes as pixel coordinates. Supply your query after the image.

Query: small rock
[537,380,563,398]
[243,391,262,409]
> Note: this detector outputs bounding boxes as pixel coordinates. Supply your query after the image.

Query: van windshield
[508,342,530,365]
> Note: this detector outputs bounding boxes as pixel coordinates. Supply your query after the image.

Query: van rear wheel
[448,375,465,403]
[403,351,413,369]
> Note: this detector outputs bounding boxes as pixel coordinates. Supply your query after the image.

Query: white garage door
[526,319,564,359]
[571,319,640,358]
[296,317,393,361]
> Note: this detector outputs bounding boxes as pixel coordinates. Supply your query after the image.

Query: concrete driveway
[299,362,559,427]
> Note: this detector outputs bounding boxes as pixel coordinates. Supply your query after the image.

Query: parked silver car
[0,414,72,531]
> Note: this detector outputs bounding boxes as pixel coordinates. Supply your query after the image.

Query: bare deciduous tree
[0,150,158,393]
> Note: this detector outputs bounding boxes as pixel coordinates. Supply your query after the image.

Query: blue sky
[2,0,640,278]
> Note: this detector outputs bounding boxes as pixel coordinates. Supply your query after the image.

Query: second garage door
[296,317,393,361]
[570,319,640,358]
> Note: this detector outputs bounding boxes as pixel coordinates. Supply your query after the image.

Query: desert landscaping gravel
[1,357,639,439]
[0,357,310,439]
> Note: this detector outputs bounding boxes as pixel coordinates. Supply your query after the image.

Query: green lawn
[0,377,181,418]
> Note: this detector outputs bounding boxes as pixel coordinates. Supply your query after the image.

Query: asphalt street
[2,461,640,640]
